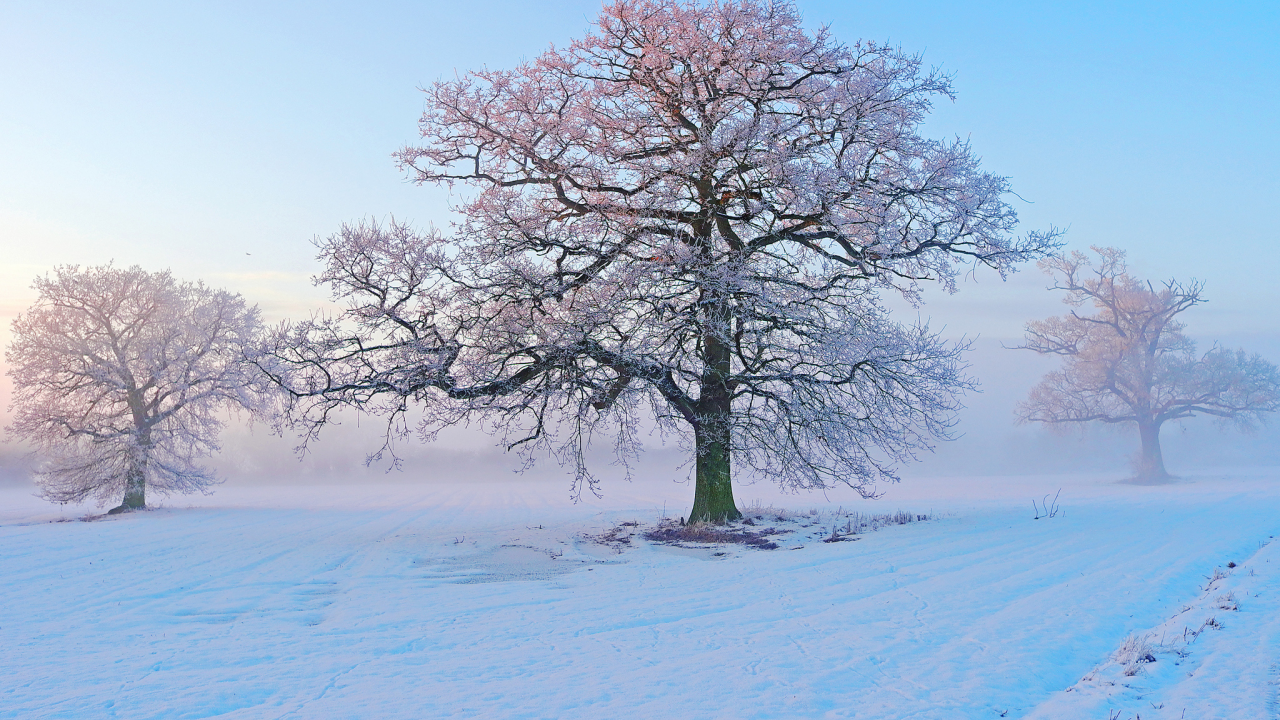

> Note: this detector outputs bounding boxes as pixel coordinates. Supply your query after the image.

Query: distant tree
[5,265,270,512]
[1016,247,1280,480]
[267,0,1058,522]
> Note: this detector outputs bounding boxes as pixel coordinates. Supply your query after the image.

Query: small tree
[268,0,1057,522]
[1016,247,1280,479]
[5,264,270,512]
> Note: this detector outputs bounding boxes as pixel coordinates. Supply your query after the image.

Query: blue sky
[3,1,1279,463]
[3,0,1277,334]
[1,0,1279,487]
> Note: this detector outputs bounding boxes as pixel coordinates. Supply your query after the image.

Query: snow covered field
[2,470,1277,719]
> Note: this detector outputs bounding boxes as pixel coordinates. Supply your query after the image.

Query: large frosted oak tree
[6,265,270,512]
[269,0,1058,521]
[1016,247,1280,480]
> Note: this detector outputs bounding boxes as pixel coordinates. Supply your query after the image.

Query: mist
[7,335,1276,501]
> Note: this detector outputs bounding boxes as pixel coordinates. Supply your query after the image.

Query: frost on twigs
[267,0,1059,523]
[5,264,276,510]
[584,505,933,554]
[1203,566,1228,591]
[583,521,642,553]
[1112,634,1157,677]
[1067,557,1249,709]
[742,502,930,534]
[1016,246,1280,481]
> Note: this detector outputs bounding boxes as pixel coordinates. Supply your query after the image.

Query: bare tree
[1016,247,1280,479]
[267,0,1058,522]
[5,265,271,512]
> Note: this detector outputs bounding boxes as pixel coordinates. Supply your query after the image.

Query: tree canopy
[6,265,270,511]
[1017,247,1280,479]
[268,0,1058,521]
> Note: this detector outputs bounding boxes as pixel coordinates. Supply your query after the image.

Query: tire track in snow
[4,482,1280,719]
[1027,536,1280,719]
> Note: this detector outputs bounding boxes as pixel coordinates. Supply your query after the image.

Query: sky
[2,0,1279,488]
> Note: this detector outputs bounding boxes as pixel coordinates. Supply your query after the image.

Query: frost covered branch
[1016,246,1280,479]
[269,0,1059,521]
[6,265,275,510]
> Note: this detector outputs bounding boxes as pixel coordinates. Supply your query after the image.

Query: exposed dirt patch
[581,520,641,553]
[584,507,933,555]
[643,520,786,550]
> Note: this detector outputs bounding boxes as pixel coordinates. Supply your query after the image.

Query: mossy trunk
[1135,419,1169,480]
[111,395,150,514]
[108,462,146,514]
[689,421,741,524]
[687,285,741,524]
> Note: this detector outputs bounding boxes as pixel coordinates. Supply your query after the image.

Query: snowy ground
[2,469,1278,719]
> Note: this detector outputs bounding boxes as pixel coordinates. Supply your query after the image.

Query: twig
[1033,489,1062,519]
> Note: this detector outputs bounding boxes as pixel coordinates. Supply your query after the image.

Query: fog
[2,0,1277,502]
[6,334,1277,501]
[3,262,1276,499]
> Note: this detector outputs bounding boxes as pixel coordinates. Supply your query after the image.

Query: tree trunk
[108,461,147,514]
[689,420,741,524]
[1135,419,1169,480]
[110,394,151,514]
[688,285,742,524]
